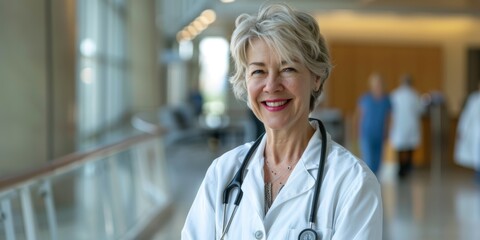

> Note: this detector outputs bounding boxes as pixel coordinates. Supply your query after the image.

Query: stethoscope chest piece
[298,228,317,240]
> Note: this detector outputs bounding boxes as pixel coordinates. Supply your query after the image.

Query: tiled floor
[154,140,480,240]
[381,165,480,240]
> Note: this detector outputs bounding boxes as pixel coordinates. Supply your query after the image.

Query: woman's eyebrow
[248,62,265,67]
[248,60,297,67]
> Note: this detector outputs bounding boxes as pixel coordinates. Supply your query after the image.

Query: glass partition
[0,136,168,240]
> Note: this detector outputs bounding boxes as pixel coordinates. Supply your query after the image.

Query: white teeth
[265,100,287,107]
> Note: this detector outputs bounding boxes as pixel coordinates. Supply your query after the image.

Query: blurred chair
[132,104,206,146]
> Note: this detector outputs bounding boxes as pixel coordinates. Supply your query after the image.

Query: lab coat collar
[301,120,332,170]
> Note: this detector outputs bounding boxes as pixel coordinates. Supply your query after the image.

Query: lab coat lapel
[270,158,316,210]
[240,136,267,219]
[242,162,265,219]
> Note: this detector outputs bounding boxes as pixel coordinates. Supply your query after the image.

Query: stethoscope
[220,118,327,240]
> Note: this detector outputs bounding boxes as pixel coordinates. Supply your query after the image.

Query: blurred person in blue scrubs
[389,74,424,178]
[356,73,392,175]
[455,80,480,182]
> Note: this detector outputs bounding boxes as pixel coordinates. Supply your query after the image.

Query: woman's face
[245,38,320,131]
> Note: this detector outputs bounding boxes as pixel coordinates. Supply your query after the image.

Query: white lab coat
[182,122,383,240]
[389,85,423,150]
[455,92,480,170]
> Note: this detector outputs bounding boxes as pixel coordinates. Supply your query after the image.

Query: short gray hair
[229,3,332,110]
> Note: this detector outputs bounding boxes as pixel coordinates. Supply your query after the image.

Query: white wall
[0,0,76,175]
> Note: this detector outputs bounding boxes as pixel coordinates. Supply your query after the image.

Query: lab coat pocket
[287,227,333,240]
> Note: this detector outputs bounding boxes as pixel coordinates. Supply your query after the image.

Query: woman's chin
[262,118,291,131]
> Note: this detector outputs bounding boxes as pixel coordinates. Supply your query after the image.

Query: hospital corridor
[1,0,480,240]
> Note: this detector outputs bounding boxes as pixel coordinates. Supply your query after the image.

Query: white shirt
[389,85,423,150]
[455,92,480,170]
[182,123,383,240]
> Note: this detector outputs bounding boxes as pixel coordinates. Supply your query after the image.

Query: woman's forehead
[246,38,301,65]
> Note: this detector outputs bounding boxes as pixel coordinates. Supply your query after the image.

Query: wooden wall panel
[324,42,443,166]
[325,42,443,116]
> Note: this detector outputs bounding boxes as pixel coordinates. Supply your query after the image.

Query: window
[199,37,229,116]
[77,0,129,148]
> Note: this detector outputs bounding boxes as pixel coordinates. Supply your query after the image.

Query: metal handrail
[0,129,165,192]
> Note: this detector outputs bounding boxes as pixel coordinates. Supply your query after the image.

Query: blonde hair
[229,3,332,110]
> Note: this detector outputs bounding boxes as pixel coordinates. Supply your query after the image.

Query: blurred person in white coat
[182,3,382,239]
[389,74,423,178]
[455,81,480,181]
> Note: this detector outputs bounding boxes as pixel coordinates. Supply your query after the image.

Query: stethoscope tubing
[308,118,327,224]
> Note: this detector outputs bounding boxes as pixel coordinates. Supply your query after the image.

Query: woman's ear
[313,75,322,92]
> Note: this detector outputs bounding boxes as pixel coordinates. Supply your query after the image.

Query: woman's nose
[263,72,282,93]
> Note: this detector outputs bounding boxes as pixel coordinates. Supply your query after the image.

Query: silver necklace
[265,159,293,185]
[264,160,292,213]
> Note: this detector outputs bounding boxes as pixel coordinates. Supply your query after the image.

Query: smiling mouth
[262,99,291,108]
[265,100,287,107]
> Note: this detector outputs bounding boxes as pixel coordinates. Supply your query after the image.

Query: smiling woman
[182,3,383,240]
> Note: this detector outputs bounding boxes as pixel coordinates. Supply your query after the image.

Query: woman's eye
[251,70,264,75]
[282,67,295,73]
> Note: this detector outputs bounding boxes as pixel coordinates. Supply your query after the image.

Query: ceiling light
[202,9,216,24]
